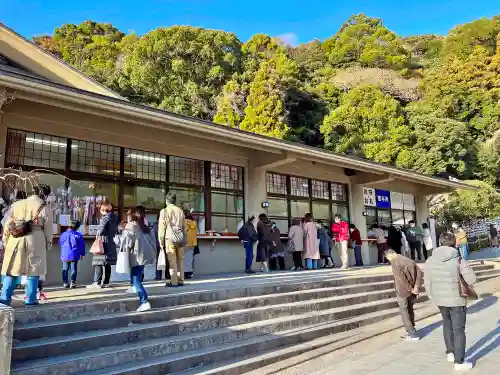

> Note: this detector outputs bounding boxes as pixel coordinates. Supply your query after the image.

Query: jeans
[305,259,318,270]
[409,241,422,261]
[0,275,39,305]
[439,306,467,364]
[130,266,148,304]
[243,241,254,271]
[94,264,111,285]
[458,244,469,261]
[397,295,416,335]
[354,245,363,266]
[292,252,303,269]
[62,261,78,284]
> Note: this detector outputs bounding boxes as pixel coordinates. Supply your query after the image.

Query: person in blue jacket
[59,220,85,288]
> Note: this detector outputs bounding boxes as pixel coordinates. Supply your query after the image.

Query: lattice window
[169,156,204,186]
[5,129,67,170]
[290,176,309,197]
[267,173,287,195]
[311,179,329,200]
[71,140,121,176]
[331,183,347,201]
[211,163,243,190]
[124,149,166,181]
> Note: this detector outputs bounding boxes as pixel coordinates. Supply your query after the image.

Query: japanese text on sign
[363,187,376,207]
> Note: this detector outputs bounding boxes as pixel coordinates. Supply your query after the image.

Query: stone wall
[0,304,13,374]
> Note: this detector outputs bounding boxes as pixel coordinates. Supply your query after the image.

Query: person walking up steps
[384,249,423,341]
[424,232,477,371]
[159,192,186,288]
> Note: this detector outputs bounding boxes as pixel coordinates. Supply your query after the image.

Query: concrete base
[0,304,14,375]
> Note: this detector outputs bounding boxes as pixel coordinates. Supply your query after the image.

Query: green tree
[122,26,242,118]
[476,130,500,185]
[323,14,410,70]
[240,53,299,139]
[320,85,410,163]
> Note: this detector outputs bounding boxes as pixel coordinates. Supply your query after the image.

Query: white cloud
[277,32,299,47]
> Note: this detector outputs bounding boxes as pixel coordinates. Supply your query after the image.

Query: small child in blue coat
[59,220,85,288]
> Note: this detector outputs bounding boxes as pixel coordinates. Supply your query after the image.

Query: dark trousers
[292,251,303,269]
[377,243,388,263]
[62,261,78,284]
[94,264,111,285]
[243,241,254,271]
[269,256,286,271]
[397,295,416,335]
[439,306,467,364]
[422,244,429,260]
[410,241,422,260]
[354,245,363,266]
[155,248,170,280]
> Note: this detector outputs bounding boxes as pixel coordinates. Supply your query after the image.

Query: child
[59,220,85,288]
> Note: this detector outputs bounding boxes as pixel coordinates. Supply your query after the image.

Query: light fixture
[25,137,77,149]
[126,153,166,163]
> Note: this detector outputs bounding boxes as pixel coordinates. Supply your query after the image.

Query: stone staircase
[10,262,500,375]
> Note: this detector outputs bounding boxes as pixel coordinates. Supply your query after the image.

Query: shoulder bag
[9,203,46,238]
[458,258,478,300]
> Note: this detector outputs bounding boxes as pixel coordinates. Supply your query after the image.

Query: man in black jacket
[238,216,258,273]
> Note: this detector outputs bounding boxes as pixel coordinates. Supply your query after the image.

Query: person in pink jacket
[331,214,350,269]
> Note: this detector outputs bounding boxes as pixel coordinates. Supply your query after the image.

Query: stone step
[14,280,395,342]
[470,264,494,272]
[475,268,500,278]
[13,288,405,362]
[14,272,395,325]
[13,303,404,375]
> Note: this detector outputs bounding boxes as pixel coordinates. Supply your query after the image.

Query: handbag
[90,237,105,255]
[116,250,130,274]
[165,212,185,247]
[287,239,295,253]
[458,258,478,300]
[157,248,167,270]
[9,203,46,238]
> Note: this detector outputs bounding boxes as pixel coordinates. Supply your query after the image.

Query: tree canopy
[36,15,500,221]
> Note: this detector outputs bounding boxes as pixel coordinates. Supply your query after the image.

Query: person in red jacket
[349,224,363,266]
[331,214,350,269]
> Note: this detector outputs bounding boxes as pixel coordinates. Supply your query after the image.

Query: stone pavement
[270,292,500,375]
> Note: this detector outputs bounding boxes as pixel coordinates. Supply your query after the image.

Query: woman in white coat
[421,223,433,259]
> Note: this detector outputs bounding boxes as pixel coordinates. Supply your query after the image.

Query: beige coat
[303,221,319,260]
[158,203,185,250]
[2,196,53,277]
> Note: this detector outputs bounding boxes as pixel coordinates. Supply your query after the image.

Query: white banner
[363,187,376,207]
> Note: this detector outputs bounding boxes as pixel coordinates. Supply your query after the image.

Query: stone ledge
[0,303,14,375]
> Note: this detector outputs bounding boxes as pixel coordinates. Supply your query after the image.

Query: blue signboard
[375,189,391,209]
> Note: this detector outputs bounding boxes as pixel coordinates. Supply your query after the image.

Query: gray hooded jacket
[424,246,477,307]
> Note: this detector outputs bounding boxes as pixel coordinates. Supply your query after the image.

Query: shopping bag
[90,238,105,255]
[116,251,130,274]
[157,248,167,271]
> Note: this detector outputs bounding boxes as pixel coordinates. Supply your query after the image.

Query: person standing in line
[371,223,388,264]
[59,220,85,288]
[349,224,363,266]
[256,213,273,272]
[288,219,304,270]
[89,201,118,289]
[238,216,258,274]
[421,223,433,259]
[121,206,156,312]
[489,224,499,248]
[384,249,423,341]
[269,222,286,271]
[153,212,170,281]
[387,225,403,255]
[399,226,410,258]
[159,192,186,287]
[317,221,334,268]
[406,220,423,261]
[424,232,477,371]
[303,213,319,270]
[453,223,469,261]
[0,184,53,306]
[331,214,350,269]
[183,211,198,280]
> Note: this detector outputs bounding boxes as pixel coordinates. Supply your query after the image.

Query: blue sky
[1,0,500,44]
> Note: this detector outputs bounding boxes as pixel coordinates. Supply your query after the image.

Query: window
[124,185,165,211]
[392,209,405,226]
[290,199,310,218]
[377,209,392,228]
[211,191,243,215]
[404,210,416,224]
[211,163,243,190]
[365,207,377,232]
[312,201,330,221]
[332,183,347,201]
[290,176,309,197]
[68,180,119,225]
[267,173,287,195]
[5,130,67,170]
[169,156,204,186]
[169,186,206,233]
[268,197,288,218]
[332,204,349,223]
[124,149,166,181]
[71,140,120,176]
[311,180,329,200]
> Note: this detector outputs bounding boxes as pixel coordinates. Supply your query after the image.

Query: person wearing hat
[0,184,53,306]
[59,220,85,288]
[158,192,186,287]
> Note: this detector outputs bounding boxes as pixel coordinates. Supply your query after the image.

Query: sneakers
[447,353,455,363]
[86,282,102,289]
[245,269,256,274]
[70,283,77,289]
[402,333,420,341]
[136,302,151,312]
[454,362,473,371]
[340,266,349,270]
[63,283,70,289]
[38,292,48,301]
[125,286,136,294]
